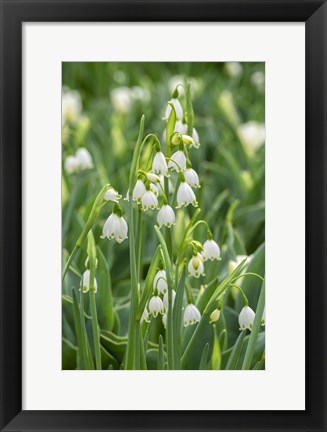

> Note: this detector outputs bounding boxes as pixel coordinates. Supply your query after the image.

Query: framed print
[0,1,326,431]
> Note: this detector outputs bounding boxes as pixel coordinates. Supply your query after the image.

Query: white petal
[203,239,220,261]
[168,150,186,171]
[238,306,255,330]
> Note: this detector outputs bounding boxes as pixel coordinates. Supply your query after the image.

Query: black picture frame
[0,0,326,431]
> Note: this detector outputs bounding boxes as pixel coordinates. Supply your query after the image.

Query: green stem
[72,287,86,369]
[133,321,141,370]
[89,290,101,370]
[62,244,79,281]
[242,278,265,370]
[79,289,93,369]
[125,200,138,369]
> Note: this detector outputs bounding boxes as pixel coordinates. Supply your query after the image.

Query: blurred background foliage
[62,62,265,370]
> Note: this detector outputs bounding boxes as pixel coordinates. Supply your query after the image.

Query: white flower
[225,62,243,78]
[184,168,200,188]
[157,205,175,228]
[209,309,221,324]
[163,290,176,310]
[188,254,205,278]
[75,147,93,169]
[111,87,132,114]
[251,71,265,91]
[150,182,159,197]
[81,269,97,293]
[191,128,200,149]
[174,121,188,135]
[184,304,201,326]
[239,306,255,331]
[203,239,221,261]
[162,313,167,328]
[64,155,80,174]
[168,76,184,96]
[176,181,198,208]
[152,151,168,176]
[146,172,161,183]
[168,150,186,171]
[62,88,82,124]
[148,295,165,318]
[237,121,265,152]
[153,270,168,294]
[165,98,183,120]
[141,190,158,210]
[101,213,128,243]
[141,308,150,324]
[132,179,146,202]
[104,188,122,202]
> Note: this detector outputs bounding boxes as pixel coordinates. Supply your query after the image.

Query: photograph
[61,61,265,370]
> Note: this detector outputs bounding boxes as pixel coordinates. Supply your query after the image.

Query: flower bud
[209,309,221,324]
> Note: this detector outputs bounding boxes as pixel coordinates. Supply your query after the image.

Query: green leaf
[225,330,246,370]
[172,263,187,369]
[199,343,209,370]
[62,337,78,370]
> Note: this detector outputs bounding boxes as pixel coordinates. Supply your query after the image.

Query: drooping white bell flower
[81,269,97,293]
[101,213,128,243]
[183,304,201,326]
[176,181,198,208]
[111,86,132,114]
[64,155,80,174]
[141,189,158,211]
[150,182,159,197]
[238,306,255,331]
[184,168,200,188]
[188,253,205,278]
[132,179,146,202]
[62,88,82,124]
[152,151,168,177]
[148,295,165,318]
[140,308,151,324]
[153,269,168,295]
[202,239,221,261]
[157,204,176,228]
[163,290,176,310]
[75,147,93,169]
[164,98,183,121]
[104,188,122,203]
[191,128,201,149]
[174,120,188,135]
[237,121,265,152]
[168,150,186,171]
[162,313,167,328]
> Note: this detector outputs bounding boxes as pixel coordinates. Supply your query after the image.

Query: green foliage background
[62,62,265,370]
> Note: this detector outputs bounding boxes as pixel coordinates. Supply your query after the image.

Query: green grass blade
[242,278,265,370]
[226,330,246,370]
